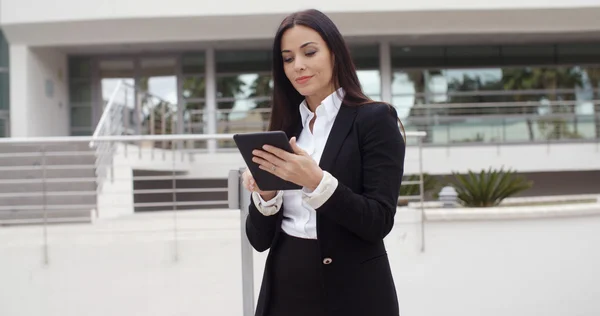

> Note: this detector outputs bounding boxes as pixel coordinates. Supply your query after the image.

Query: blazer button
[322,258,333,265]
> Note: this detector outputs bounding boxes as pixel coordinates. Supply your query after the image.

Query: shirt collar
[299,87,345,128]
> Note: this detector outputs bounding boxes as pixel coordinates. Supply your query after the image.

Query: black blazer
[246,102,406,316]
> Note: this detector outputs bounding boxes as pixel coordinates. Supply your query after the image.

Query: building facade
[1,0,600,185]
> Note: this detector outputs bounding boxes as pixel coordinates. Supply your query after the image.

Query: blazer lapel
[319,104,357,172]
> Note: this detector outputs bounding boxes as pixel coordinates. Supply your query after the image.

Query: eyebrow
[281,42,317,53]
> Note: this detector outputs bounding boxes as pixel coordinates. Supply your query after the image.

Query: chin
[294,86,314,97]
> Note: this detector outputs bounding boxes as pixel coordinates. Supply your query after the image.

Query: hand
[241,168,277,200]
[252,137,324,191]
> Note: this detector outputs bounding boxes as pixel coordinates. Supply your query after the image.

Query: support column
[205,48,217,152]
[379,41,392,104]
[10,45,69,137]
[9,45,28,137]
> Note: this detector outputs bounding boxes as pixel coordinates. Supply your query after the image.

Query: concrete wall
[1,204,599,316]
[9,46,69,137]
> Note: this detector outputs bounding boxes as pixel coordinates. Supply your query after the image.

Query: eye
[305,51,316,57]
[283,57,294,63]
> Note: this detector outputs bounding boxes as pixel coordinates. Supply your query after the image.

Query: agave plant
[452,167,533,207]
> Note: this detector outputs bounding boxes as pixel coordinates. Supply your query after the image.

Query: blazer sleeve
[245,195,280,252]
[317,103,405,243]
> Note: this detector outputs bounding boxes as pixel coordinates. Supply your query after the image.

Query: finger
[253,149,286,166]
[261,145,292,161]
[289,137,307,155]
[252,156,273,170]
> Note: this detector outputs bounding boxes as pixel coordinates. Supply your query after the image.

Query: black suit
[246,102,406,316]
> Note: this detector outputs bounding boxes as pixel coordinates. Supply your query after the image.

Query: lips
[295,75,313,84]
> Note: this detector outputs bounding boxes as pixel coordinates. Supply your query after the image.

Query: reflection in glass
[69,57,93,135]
[357,70,381,101]
[182,76,206,100]
[0,29,8,69]
[182,53,205,74]
[392,66,600,143]
[70,107,92,127]
[0,116,6,137]
[0,72,8,110]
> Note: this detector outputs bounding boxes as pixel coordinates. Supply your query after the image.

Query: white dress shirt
[251,88,344,239]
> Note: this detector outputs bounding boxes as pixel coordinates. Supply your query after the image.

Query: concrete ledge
[404,202,600,222]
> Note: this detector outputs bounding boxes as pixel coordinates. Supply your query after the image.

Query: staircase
[0,142,97,225]
[132,169,228,212]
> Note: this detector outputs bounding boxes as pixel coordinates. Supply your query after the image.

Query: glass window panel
[0,72,8,110]
[0,29,8,69]
[557,43,600,64]
[350,45,379,69]
[68,57,91,78]
[357,69,381,97]
[216,74,255,99]
[182,53,205,74]
[182,76,206,100]
[502,45,555,65]
[217,100,267,134]
[99,59,134,78]
[216,49,271,73]
[139,58,178,107]
[70,106,92,128]
[140,57,177,77]
[69,79,92,104]
[70,128,93,136]
[445,45,501,67]
[391,46,445,68]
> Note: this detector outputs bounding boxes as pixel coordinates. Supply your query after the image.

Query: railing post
[229,169,255,316]
[418,137,426,253]
[41,145,49,265]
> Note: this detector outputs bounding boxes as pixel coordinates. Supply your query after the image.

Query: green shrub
[452,167,533,207]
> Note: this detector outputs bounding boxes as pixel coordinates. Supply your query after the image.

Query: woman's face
[280,25,334,102]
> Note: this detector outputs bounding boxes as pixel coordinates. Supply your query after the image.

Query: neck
[305,86,336,112]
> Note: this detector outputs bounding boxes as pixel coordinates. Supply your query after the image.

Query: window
[350,45,381,101]
[69,57,94,135]
[215,49,273,138]
[1,29,10,137]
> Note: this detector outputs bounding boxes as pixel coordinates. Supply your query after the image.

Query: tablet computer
[233,131,302,191]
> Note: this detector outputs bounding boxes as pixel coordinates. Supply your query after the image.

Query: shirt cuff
[251,191,283,216]
[302,171,339,209]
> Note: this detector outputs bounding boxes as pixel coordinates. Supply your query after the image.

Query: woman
[241,8,405,316]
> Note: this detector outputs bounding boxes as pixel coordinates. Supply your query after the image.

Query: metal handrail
[92,80,124,140]
[0,132,428,144]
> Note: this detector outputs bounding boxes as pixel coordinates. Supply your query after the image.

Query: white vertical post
[380,41,392,104]
[205,48,217,153]
[229,169,255,316]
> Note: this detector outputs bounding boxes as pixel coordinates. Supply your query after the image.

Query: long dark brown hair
[267,9,405,139]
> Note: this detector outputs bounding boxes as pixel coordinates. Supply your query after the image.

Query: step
[0,153,96,167]
[134,203,228,212]
[0,181,97,194]
[0,142,94,154]
[0,194,96,207]
[0,209,92,223]
[0,168,95,180]
[133,178,227,190]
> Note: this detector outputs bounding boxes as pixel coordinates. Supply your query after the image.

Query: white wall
[1,1,600,46]
[1,204,599,316]
[9,46,69,137]
[180,142,600,178]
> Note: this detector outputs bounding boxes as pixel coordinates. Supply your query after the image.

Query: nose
[293,56,305,72]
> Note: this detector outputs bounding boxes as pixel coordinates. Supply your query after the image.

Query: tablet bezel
[233,131,302,191]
